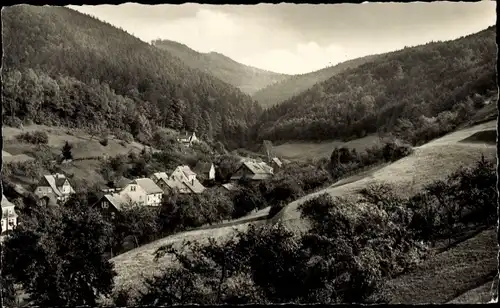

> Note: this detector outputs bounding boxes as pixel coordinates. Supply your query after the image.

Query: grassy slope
[272,134,382,161]
[252,54,380,109]
[2,125,152,188]
[273,120,497,234]
[152,40,290,95]
[109,120,497,301]
[272,103,497,162]
[378,228,497,304]
[447,279,497,304]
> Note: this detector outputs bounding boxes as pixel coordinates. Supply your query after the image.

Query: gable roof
[172,165,197,179]
[158,177,187,191]
[102,194,128,211]
[152,172,169,180]
[132,178,164,194]
[1,195,15,209]
[243,161,272,175]
[115,177,132,188]
[272,157,283,167]
[221,183,235,191]
[183,178,206,194]
[39,173,71,197]
[196,162,214,173]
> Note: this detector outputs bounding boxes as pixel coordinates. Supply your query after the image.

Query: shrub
[99,137,109,146]
[382,139,413,161]
[4,116,23,128]
[115,131,134,143]
[15,131,49,144]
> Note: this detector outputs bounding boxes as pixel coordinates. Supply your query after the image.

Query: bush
[115,131,134,144]
[382,139,413,161]
[4,116,23,128]
[99,137,109,146]
[15,131,49,144]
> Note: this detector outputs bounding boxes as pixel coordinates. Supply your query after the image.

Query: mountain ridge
[152,38,291,95]
[254,25,497,144]
[2,5,262,149]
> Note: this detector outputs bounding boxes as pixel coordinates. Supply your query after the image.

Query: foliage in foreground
[131,155,496,305]
[2,204,116,306]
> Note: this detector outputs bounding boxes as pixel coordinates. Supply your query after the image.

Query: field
[376,228,498,304]
[2,125,147,159]
[109,120,497,302]
[273,120,497,234]
[272,134,382,161]
[2,124,154,188]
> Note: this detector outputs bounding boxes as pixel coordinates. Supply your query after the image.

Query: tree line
[2,5,262,150]
[255,26,497,146]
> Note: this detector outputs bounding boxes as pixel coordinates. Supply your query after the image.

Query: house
[119,178,164,206]
[230,161,273,182]
[1,195,18,234]
[177,132,199,147]
[270,157,283,169]
[151,172,169,183]
[101,177,132,194]
[183,177,206,194]
[156,176,191,195]
[93,193,129,220]
[34,173,75,204]
[196,162,216,181]
[171,165,197,183]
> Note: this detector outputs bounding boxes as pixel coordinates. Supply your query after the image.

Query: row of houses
[28,155,282,217]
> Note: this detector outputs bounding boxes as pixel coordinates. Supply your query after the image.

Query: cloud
[68,3,496,75]
[238,42,356,75]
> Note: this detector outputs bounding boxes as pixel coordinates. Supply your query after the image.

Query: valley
[1,3,498,307]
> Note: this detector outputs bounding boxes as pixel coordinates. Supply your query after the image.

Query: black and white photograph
[1,1,498,306]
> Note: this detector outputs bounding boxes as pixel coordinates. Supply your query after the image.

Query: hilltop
[2,5,261,150]
[252,54,381,108]
[152,39,290,95]
[255,26,497,144]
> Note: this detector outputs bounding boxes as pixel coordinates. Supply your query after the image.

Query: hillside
[109,120,497,302]
[152,39,290,95]
[2,5,262,149]
[255,26,497,144]
[252,54,381,108]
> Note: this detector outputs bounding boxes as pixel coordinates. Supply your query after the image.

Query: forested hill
[255,26,497,144]
[252,54,381,109]
[1,5,262,149]
[152,39,290,95]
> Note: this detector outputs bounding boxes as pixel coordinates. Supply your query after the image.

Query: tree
[2,204,116,306]
[61,141,73,160]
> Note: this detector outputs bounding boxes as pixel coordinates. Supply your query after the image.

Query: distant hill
[152,39,290,95]
[255,26,497,144]
[2,5,262,149]
[252,54,381,108]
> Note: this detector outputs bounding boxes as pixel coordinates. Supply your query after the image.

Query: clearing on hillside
[2,125,148,160]
[272,134,382,161]
[273,120,497,234]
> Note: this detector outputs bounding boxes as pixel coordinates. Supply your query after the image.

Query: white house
[177,132,199,147]
[170,165,197,183]
[34,173,75,205]
[1,195,18,234]
[119,178,164,206]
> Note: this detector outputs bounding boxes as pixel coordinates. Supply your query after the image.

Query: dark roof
[183,178,206,194]
[133,178,164,194]
[115,177,132,188]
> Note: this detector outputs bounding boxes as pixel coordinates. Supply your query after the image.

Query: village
[1,131,285,238]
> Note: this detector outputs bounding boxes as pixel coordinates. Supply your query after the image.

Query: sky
[68,1,496,75]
